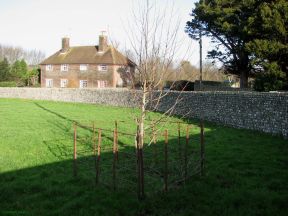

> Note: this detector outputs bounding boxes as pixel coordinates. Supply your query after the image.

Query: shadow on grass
[1,103,287,216]
[0,131,202,216]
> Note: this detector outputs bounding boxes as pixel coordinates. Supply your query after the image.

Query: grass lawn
[0,98,287,215]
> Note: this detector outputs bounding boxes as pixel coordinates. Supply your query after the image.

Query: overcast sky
[0,0,211,66]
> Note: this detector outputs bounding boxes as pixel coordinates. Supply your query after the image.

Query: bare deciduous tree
[125,0,191,150]
[177,60,225,82]
[0,44,45,65]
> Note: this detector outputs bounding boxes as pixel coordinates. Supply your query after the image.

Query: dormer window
[80,64,88,71]
[46,65,53,71]
[98,64,107,71]
[61,64,68,71]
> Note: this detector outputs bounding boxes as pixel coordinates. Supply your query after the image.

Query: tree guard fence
[72,120,205,199]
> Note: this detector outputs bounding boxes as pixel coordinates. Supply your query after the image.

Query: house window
[98,64,108,71]
[80,64,88,71]
[45,79,53,88]
[60,79,68,88]
[80,80,88,88]
[61,64,68,71]
[46,65,53,71]
[97,80,108,88]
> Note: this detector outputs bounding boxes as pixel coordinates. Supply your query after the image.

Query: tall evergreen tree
[10,59,28,85]
[186,0,288,89]
[245,0,288,90]
[0,57,10,81]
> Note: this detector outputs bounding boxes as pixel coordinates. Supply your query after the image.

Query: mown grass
[0,98,287,215]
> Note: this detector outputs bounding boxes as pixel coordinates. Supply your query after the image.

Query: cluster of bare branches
[0,44,45,65]
[178,61,226,82]
[124,0,194,149]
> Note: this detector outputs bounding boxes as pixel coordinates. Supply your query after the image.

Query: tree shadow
[0,124,203,215]
[2,103,287,215]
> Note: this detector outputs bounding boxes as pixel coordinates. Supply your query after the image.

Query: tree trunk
[238,51,250,89]
[140,80,147,149]
[240,70,248,88]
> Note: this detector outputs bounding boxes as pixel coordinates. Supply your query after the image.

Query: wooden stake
[178,122,181,161]
[113,129,117,191]
[200,121,205,176]
[95,129,101,185]
[115,121,119,161]
[164,129,168,192]
[93,122,96,156]
[153,126,157,164]
[139,147,144,198]
[136,124,141,199]
[185,125,189,182]
[73,123,77,177]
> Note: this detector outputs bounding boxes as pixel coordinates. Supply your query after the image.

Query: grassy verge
[0,98,287,215]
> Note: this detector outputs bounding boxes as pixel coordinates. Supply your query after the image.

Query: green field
[0,98,287,215]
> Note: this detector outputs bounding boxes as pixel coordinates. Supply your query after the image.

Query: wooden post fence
[70,120,202,197]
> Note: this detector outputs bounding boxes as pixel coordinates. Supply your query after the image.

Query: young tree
[125,0,192,152]
[125,0,192,197]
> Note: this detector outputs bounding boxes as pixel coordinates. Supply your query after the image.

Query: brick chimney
[61,37,70,52]
[98,32,108,52]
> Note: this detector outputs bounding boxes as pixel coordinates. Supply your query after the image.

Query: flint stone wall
[156,91,288,138]
[0,87,287,137]
[0,87,139,107]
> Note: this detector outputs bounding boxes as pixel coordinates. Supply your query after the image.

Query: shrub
[253,62,286,92]
[167,80,194,91]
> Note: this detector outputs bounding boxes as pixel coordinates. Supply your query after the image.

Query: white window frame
[46,65,53,71]
[45,79,53,88]
[97,80,108,88]
[79,80,88,88]
[61,64,68,71]
[98,64,108,72]
[60,79,68,88]
[80,64,88,71]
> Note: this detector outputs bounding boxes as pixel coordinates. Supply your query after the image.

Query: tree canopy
[186,0,288,90]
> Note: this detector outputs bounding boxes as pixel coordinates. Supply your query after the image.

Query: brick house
[40,35,135,88]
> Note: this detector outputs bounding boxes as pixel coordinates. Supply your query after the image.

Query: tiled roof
[40,46,134,65]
